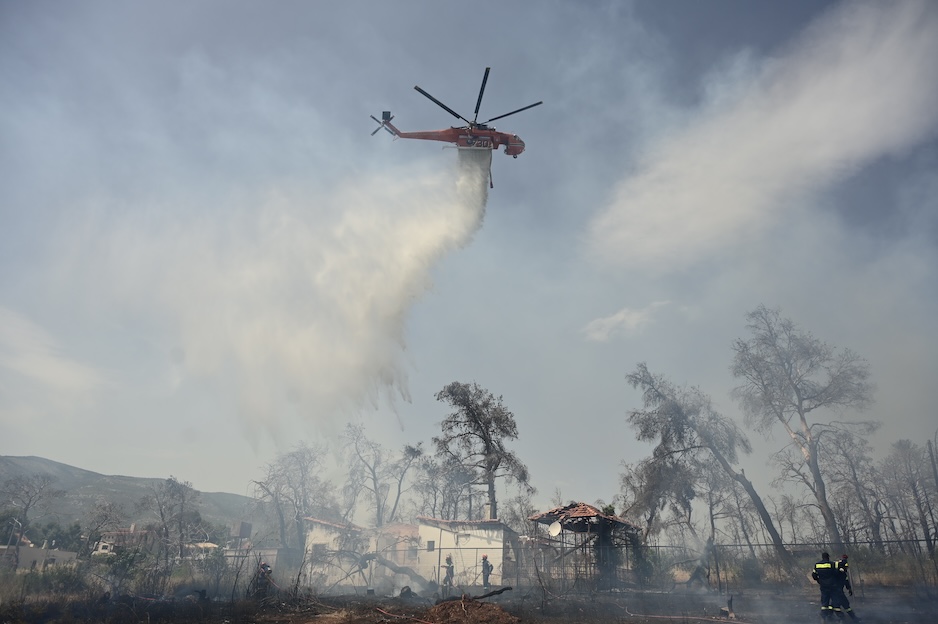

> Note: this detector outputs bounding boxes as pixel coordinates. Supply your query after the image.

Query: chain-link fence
[359,539,937,595]
[608,540,938,591]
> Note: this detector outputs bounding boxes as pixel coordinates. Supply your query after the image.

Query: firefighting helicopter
[371,67,542,160]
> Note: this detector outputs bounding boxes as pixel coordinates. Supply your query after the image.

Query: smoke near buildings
[2,1,936,503]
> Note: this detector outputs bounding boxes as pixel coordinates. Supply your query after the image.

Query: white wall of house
[302,518,513,595]
[0,545,77,572]
[304,521,367,591]
[415,521,510,589]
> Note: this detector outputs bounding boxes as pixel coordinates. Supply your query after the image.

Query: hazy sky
[2,1,937,515]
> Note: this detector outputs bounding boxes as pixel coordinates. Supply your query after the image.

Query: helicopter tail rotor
[370,112,397,136]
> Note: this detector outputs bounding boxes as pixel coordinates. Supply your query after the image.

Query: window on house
[427,540,435,552]
[312,543,327,559]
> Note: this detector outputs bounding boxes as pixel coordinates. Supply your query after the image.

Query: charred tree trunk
[846,460,885,553]
[806,442,844,553]
[486,468,498,520]
[734,470,795,570]
[910,479,935,556]
[731,487,758,560]
[706,447,795,570]
[928,440,938,495]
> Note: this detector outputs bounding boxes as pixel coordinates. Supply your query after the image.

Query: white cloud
[588,0,938,272]
[582,300,670,342]
[0,306,109,403]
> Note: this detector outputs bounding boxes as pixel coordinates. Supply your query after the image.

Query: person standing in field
[835,554,861,621]
[442,554,455,597]
[812,552,843,620]
[481,554,493,591]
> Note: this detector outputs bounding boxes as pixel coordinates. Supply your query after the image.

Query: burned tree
[731,305,876,552]
[1,474,63,569]
[253,442,339,549]
[619,454,698,542]
[411,455,478,521]
[80,498,127,557]
[342,423,422,527]
[1,474,61,530]
[434,381,533,520]
[824,432,886,552]
[880,440,935,558]
[137,476,200,567]
[625,362,795,569]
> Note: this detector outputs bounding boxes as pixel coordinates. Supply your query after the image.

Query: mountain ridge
[0,455,266,536]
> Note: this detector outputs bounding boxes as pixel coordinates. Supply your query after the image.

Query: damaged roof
[528,502,640,533]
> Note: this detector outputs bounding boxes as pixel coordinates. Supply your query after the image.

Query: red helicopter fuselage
[382,120,526,157]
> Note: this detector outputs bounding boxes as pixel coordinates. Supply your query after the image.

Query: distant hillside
[0,455,270,539]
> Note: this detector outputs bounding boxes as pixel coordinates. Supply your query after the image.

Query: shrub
[21,565,89,596]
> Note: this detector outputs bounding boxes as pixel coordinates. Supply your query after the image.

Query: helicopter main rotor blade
[482,101,543,124]
[414,86,471,125]
[473,67,491,124]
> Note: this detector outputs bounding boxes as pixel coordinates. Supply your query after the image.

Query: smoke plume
[51,152,492,444]
[587,0,938,272]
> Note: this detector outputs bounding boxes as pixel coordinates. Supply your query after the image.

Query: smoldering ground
[484,586,936,623]
[5,585,933,624]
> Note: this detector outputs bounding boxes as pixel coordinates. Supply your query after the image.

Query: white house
[304,517,369,591]
[91,524,157,557]
[303,516,518,595]
[414,516,519,590]
[0,545,77,572]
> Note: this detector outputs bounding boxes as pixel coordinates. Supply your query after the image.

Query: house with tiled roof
[91,524,158,557]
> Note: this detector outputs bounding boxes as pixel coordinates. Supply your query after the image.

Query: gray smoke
[28,152,493,449]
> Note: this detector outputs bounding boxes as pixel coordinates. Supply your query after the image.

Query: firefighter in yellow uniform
[812,552,843,620]
[836,554,861,621]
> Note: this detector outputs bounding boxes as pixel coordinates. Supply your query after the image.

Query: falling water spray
[455,148,492,223]
[223,148,495,441]
[53,142,497,459]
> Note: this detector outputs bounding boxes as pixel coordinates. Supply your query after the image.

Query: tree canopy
[433,381,533,520]
[731,304,878,550]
